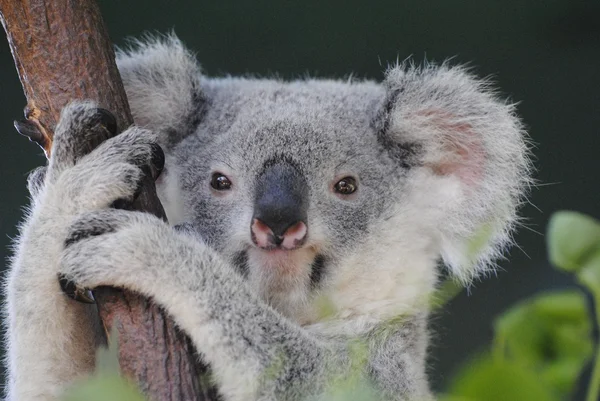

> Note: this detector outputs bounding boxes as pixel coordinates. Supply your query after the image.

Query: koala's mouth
[233,247,326,287]
[250,246,315,275]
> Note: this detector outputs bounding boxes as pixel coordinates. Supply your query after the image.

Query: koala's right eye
[210,173,232,190]
[334,177,357,195]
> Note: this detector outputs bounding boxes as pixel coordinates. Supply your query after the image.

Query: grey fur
[4,33,531,401]
[26,166,47,201]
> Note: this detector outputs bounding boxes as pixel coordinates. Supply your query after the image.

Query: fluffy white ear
[380,62,532,282]
[116,32,205,149]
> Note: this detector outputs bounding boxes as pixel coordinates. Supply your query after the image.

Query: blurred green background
[0,0,599,392]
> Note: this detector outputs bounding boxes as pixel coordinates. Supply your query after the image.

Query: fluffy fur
[3,33,531,401]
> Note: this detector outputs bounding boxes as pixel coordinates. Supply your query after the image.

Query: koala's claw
[109,172,147,211]
[137,143,165,183]
[110,198,135,211]
[107,143,164,211]
[14,119,49,151]
[93,108,118,136]
[58,275,95,304]
[150,143,165,179]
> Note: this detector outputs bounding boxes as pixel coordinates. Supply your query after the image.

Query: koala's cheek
[327,219,368,250]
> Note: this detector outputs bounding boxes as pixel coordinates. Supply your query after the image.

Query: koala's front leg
[59,210,348,401]
[5,103,163,401]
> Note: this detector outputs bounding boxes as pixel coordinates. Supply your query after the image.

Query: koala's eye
[210,173,232,190]
[334,177,357,195]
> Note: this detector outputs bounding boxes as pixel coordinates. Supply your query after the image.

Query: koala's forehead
[185,77,387,173]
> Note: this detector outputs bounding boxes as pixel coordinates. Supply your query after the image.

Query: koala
[3,34,531,401]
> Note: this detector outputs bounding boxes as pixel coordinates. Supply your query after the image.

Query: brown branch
[0,1,216,400]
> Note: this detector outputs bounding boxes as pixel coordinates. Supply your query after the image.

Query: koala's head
[118,35,531,323]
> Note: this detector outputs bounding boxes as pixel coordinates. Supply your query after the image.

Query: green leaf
[547,211,600,273]
[313,294,337,320]
[446,355,559,401]
[464,223,496,266]
[62,374,146,401]
[60,326,147,401]
[577,253,600,296]
[430,279,464,310]
[307,376,379,401]
[95,327,120,376]
[492,290,593,397]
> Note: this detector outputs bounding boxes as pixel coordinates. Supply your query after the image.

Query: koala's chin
[246,246,320,319]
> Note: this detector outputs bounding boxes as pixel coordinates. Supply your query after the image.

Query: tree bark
[0,1,215,400]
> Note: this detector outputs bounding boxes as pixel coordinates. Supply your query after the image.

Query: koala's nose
[251,161,309,250]
[251,218,307,250]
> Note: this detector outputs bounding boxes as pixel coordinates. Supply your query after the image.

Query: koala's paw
[47,103,118,182]
[15,104,166,286]
[48,125,164,215]
[59,209,173,299]
[24,102,164,217]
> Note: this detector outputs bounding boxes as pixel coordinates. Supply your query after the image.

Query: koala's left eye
[211,173,232,190]
[334,177,357,195]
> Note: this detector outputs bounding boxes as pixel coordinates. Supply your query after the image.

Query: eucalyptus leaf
[62,374,146,401]
[95,327,120,376]
[431,279,464,310]
[492,290,593,397]
[577,253,600,296]
[447,355,559,401]
[548,211,600,273]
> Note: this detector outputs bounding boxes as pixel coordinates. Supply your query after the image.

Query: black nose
[253,161,309,238]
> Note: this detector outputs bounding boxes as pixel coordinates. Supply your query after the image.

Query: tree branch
[0,1,216,399]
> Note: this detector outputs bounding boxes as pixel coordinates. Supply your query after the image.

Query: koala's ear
[116,32,205,150]
[379,62,532,282]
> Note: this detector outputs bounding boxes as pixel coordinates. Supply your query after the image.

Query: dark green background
[1,0,598,392]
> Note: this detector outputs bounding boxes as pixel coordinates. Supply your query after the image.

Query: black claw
[14,119,48,150]
[110,198,134,210]
[77,288,96,304]
[58,275,95,304]
[94,108,118,136]
[150,143,165,179]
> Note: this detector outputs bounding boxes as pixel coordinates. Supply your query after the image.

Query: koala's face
[150,66,528,324]
[123,38,528,325]
[167,81,407,318]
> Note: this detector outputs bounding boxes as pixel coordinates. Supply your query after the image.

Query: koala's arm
[5,210,101,401]
[4,104,163,401]
[58,210,431,401]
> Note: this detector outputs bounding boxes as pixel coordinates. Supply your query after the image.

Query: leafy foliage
[444,211,600,401]
[494,291,592,397]
[442,356,560,401]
